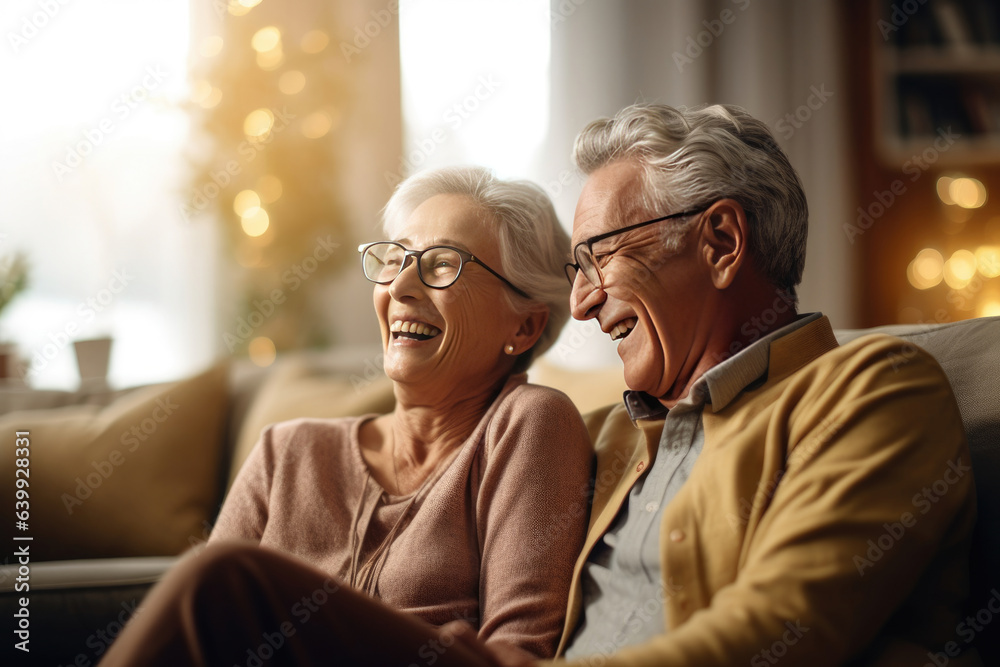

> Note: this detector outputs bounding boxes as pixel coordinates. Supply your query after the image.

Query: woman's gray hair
[381,166,570,373]
[573,103,808,301]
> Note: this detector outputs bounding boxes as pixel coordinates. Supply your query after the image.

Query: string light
[249,337,276,367]
[977,246,1000,278]
[906,248,944,290]
[233,190,261,217]
[251,26,281,52]
[243,109,275,141]
[949,177,987,209]
[943,250,977,289]
[241,208,270,237]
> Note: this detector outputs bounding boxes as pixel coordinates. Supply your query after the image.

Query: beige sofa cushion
[229,360,396,489]
[0,364,229,561]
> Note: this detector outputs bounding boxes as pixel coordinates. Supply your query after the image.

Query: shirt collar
[622,312,824,423]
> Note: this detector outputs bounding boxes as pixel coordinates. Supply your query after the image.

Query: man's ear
[699,198,747,290]
[508,308,549,355]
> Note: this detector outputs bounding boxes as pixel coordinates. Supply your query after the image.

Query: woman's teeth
[390,320,441,338]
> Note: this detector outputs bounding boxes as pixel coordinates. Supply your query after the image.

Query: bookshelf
[843,0,1000,327]
[874,0,1000,166]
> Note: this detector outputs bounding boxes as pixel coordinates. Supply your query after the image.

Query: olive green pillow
[0,364,229,561]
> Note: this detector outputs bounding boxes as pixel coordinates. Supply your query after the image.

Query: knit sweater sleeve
[476,384,594,659]
[209,424,278,543]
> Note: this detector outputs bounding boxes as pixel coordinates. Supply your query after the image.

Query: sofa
[1,316,998,665]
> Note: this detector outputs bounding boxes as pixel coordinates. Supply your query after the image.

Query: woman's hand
[438,620,539,667]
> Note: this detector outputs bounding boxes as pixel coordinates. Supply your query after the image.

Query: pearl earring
[505,344,515,355]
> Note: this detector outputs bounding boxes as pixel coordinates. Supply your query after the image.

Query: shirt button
[669,529,686,543]
[636,462,645,473]
[645,502,658,513]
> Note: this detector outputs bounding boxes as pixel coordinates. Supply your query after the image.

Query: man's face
[569,160,716,402]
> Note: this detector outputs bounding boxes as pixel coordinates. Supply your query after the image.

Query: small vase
[73,337,113,389]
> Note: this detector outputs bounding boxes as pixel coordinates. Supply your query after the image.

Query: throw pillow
[0,363,229,561]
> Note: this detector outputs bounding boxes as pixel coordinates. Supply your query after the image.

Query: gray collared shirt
[564,313,822,660]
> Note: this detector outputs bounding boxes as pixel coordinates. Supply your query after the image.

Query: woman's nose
[388,255,423,300]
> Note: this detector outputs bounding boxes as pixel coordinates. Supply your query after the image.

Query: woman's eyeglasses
[359,241,531,299]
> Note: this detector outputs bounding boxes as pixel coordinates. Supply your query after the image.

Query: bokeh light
[279,70,306,95]
[257,47,284,71]
[251,26,281,52]
[977,246,1000,278]
[228,0,252,17]
[936,176,955,205]
[241,208,270,237]
[906,248,944,290]
[249,337,277,367]
[979,300,1000,317]
[257,175,283,203]
[243,108,275,141]
[949,177,987,209]
[943,249,978,289]
[301,30,329,54]
[301,111,333,139]
[233,190,261,217]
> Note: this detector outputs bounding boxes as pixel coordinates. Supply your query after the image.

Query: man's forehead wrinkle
[586,183,641,228]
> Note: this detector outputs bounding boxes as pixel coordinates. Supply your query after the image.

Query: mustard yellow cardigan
[551,316,980,666]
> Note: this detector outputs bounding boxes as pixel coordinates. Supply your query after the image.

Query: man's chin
[621,365,655,396]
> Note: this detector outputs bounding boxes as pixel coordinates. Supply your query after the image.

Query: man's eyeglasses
[564,207,708,288]
[359,241,531,298]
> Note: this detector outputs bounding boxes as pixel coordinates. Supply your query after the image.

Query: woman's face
[374,193,528,398]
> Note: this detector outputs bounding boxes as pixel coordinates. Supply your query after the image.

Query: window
[1,0,216,389]
[397,0,550,182]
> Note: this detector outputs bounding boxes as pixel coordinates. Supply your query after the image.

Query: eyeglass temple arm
[467,255,531,299]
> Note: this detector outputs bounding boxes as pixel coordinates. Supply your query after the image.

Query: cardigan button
[636,461,645,473]
[669,529,686,543]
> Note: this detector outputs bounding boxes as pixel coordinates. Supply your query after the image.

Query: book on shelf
[886,0,1000,49]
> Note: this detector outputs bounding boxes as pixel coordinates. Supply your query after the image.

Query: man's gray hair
[382,166,570,373]
[573,103,808,299]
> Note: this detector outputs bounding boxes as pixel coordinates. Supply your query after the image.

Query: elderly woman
[98,166,592,666]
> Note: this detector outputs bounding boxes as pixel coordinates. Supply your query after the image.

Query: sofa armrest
[0,556,177,664]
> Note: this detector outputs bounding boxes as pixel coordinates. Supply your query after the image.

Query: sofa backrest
[836,316,1000,661]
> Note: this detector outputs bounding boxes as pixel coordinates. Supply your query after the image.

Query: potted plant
[0,252,29,379]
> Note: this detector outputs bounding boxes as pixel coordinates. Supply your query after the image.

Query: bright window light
[0,1,215,390]
[398,0,550,181]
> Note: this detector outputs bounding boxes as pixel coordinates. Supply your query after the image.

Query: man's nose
[570,275,605,321]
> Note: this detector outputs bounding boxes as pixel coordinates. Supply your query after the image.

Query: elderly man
[528,103,978,666]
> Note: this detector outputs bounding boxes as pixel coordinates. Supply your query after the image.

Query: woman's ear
[700,198,747,290]
[509,308,549,355]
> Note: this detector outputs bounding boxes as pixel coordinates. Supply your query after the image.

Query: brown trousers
[98,541,496,667]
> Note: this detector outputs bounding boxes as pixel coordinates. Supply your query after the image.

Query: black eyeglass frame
[358,241,532,299]
[564,206,709,287]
